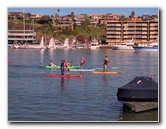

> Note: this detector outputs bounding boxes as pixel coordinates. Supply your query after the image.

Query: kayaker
[61,59,66,75]
[103,55,110,72]
[48,60,55,66]
[80,56,85,69]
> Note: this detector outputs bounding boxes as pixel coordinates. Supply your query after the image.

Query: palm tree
[131,11,135,18]
[57,9,60,16]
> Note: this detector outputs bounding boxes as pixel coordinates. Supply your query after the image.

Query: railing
[8,38,36,40]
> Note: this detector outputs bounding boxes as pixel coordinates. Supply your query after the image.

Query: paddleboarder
[103,55,110,72]
[80,56,85,69]
[61,59,66,75]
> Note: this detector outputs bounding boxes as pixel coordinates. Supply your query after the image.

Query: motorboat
[117,76,158,112]
[133,42,158,51]
[71,45,83,50]
[90,39,100,49]
[112,39,134,50]
[133,36,158,51]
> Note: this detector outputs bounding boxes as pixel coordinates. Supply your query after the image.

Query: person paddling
[61,59,66,75]
[80,56,85,69]
[103,55,110,72]
[49,60,55,66]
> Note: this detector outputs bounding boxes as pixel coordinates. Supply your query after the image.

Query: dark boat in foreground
[117,76,158,112]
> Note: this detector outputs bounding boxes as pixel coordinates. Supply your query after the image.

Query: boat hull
[112,46,133,50]
[133,46,158,51]
[122,101,158,112]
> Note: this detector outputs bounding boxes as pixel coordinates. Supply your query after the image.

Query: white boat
[63,38,70,48]
[112,39,134,50]
[39,36,45,49]
[90,39,100,49]
[71,45,83,50]
[27,36,45,49]
[133,40,158,51]
[48,37,55,50]
[13,43,26,49]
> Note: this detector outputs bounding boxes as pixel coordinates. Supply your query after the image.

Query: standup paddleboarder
[103,55,110,72]
[80,56,85,69]
[61,59,66,75]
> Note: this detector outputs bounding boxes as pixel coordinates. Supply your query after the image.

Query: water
[8,48,159,122]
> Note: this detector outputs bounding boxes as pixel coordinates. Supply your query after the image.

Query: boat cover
[117,76,158,102]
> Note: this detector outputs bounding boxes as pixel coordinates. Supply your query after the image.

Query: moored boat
[112,39,134,50]
[133,42,158,51]
[133,37,158,51]
[117,76,158,112]
[90,39,100,49]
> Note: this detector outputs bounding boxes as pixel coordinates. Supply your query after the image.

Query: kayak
[46,65,80,69]
[70,69,95,71]
[45,74,83,78]
[92,71,122,74]
[8,62,12,64]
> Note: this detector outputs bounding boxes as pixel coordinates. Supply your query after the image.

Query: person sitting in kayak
[103,55,110,72]
[49,60,55,66]
[80,56,85,69]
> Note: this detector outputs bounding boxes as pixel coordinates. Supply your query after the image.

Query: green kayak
[46,65,80,69]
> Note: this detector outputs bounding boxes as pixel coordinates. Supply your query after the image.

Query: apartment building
[106,19,158,45]
[8,30,36,44]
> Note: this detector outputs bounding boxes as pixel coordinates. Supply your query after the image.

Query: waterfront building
[8,30,36,44]
[106,19,158,45]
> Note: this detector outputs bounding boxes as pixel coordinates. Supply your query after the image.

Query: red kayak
[45,74,82,78]
[8,62,12,64]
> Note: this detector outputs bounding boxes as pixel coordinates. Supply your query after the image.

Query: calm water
[8,48,159,122]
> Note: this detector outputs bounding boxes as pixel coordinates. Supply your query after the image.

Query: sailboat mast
[23,8,25,43]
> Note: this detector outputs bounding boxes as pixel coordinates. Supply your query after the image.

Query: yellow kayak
[92,71,122,74]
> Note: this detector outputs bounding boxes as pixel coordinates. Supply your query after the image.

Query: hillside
[8,19,107,43]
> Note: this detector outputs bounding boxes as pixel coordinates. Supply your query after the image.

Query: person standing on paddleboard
[61,59,66,75]
[103,55,110,72]
[80,56,85,69]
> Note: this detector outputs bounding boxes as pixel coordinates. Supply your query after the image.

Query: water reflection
[39,49,44,64]
[49,49,54,60]
[60,78,67,94]
[102,74,109,87]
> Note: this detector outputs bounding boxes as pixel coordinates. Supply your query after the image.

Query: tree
[38,15,52,24]
[119,15,127,21]
[57,9,60,16]
[26,12,31,19]
[71,12,75,20]
[131,11,135,18]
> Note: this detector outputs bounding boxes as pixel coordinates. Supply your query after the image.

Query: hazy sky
[8,8,158,16]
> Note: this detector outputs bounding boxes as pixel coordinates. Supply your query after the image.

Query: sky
[8,8,158,17]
